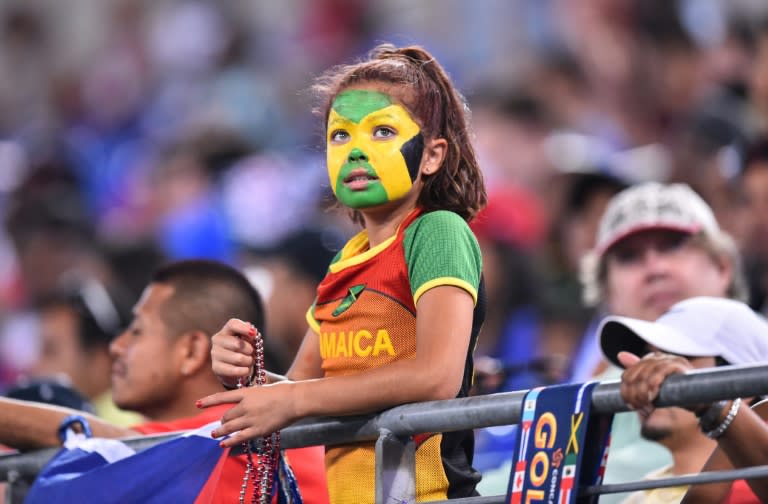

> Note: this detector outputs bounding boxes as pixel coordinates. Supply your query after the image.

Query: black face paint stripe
[400,132,424,183]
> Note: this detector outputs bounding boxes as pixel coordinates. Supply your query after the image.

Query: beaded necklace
[237,325,280,504]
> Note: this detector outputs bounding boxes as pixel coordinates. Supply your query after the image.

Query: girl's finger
[196,389,243,409]
[211,362,252,377]
[212,414,250,439]
[219,426,262,448]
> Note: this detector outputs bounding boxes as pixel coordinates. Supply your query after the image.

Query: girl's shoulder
[410,209,468,230]
[404,210,479,251]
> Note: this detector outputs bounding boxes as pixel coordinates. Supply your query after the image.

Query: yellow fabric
[325,434,448,504]
[413,277,478,306]
[329,229,397,273]
[621,465,687,504]
[92,391,144,427]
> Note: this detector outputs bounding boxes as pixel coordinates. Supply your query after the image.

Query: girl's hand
[210,318,258,388]
[198,382,298,447]
[618,351,694,411]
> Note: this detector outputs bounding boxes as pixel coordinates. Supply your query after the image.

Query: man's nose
[109,331,126,357]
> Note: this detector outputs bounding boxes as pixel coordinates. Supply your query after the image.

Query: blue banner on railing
[506,382,613,504]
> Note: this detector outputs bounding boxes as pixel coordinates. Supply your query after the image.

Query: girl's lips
[343,168,378,190]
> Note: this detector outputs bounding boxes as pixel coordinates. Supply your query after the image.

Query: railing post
[375,428,416,504]
[5,468,32,504]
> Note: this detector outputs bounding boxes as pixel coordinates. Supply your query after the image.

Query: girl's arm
[295,284,475,409]
[284,328,324,382]
[202,284,474,445]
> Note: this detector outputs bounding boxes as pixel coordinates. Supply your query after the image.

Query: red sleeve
[132,406,329,503]
[132,405,229,434]
[724,479,761,503]
[284,446,330,504]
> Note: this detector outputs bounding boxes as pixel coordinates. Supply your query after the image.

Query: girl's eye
[373,126,396,139]
[330,130,349,143]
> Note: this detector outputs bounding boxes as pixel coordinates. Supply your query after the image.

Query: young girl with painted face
[200,44,487,503]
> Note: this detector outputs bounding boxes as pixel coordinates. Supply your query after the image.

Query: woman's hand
[210,318,259,388]
[618,351,695,411]
[197,381,298,447]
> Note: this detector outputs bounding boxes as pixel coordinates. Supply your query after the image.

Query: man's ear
[177,330,211,377]
[420,137,448,176]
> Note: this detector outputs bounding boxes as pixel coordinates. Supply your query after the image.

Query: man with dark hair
[0,259,328,502]
[24,279,141,426]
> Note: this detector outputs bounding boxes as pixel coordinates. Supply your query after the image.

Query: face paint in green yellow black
[327,89,424,209]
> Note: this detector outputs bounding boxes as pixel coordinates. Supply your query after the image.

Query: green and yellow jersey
[307,208,485,503]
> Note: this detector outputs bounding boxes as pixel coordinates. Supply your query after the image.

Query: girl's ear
[420,137,448,176]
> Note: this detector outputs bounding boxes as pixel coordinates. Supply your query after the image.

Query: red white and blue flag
[24,422,301,504]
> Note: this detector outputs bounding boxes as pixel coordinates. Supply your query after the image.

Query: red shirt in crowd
[134,405,329,504]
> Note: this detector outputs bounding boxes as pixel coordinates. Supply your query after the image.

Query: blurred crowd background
[1,0,768,442]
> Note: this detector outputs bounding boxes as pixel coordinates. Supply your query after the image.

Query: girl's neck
[362,202,418,248]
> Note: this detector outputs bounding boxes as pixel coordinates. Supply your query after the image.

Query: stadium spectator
[0,259,328,503]
[601,296,768,503]
[24,279,142,426]
[580,181,748,501]
[202,43,487,503]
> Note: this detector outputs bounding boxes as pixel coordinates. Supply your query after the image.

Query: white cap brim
[598,315,713,368]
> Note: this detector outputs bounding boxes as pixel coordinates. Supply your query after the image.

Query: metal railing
[2,363,768,503]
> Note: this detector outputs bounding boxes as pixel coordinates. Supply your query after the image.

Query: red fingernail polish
[248,324,256,337]
[211,431,217,438]
[219,442,225,448]
[195,400,202,408]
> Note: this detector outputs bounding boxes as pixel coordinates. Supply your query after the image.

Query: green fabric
[403,210,482,300]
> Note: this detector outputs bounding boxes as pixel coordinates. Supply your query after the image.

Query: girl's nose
[347,148,368,163]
